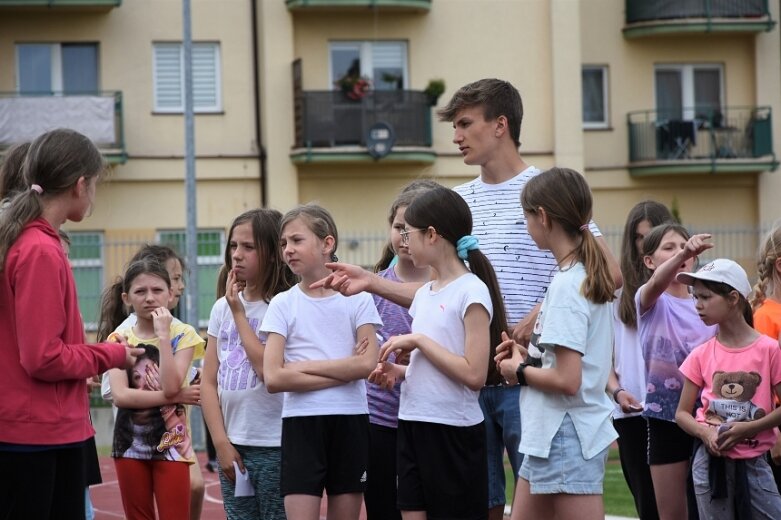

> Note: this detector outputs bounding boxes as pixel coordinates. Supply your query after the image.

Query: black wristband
[515,362,528,386]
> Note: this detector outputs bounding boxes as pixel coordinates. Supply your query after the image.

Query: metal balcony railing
[286,0,430,11]
[627,106,773,164]
[624,0,774,36]
[626,0,770,24]
[294,90,432,149]
[0,91,125,162]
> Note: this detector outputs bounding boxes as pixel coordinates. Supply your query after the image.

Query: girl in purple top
[635,223,717,520]
[365,184,432,520]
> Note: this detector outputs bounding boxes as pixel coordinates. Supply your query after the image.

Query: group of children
[5,86,781,520]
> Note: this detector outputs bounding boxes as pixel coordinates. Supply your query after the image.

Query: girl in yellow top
[105,257,205,520]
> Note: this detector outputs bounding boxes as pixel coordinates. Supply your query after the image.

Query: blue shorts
[519,415,607,495]
[479,385,523,508]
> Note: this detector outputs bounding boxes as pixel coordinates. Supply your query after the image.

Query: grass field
[504,448,638,518]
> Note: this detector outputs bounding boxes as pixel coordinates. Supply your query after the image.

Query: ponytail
[97,278,128,342]
[521,167,615,304]
[0,129,104,271]
[577,229,615,304]
[465,248,509,349]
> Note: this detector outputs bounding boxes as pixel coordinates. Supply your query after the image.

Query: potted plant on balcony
[424,79,446,106]
[335,74,371,101]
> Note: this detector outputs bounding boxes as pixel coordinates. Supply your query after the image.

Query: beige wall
[1,0,262,233]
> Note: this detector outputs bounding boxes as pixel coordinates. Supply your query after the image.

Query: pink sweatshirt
[0,218,125,445]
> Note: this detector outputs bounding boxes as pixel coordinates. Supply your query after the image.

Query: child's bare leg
[285,494,321,520]
[551,493,604,520]
[326,492,362,520]
[189,462,204,520]
[651,461,689,520]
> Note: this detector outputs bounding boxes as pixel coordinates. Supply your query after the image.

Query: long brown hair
[374,179,441,273]
[618,201,674,327]
[97,258,171,342]
[0,129,105,271]
[404,186,508,385]
[224,209,296,301]
[520,167,615,304]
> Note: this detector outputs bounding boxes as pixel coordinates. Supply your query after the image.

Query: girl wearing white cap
[676,258,781,519]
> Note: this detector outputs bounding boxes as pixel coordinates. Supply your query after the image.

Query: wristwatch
[515,356,543,387]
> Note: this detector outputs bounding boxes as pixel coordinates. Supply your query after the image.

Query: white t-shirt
[453,167,601,326]
[518,263,618,460]
[399,273,493,427]
[612,291,645,419]
[207,293,282,447]
[260,285,382,418]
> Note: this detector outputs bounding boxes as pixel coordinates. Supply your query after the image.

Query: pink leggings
[114,458,190,520]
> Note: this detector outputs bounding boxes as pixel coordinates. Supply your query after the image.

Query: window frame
[152,41,223,114]
[67,231,104,331]
[653,63,724,121]
[156,228,226,328]
[15,42,100,94]
[328,40,409,90]
[581,65,609,129]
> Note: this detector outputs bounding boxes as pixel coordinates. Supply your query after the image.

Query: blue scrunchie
[456,235,479,260]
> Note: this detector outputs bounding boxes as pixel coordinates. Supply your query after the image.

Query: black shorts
[280,414,369,497]
[397,419,487,520]
[647,417,694,465]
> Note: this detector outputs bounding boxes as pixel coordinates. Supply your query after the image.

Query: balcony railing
[0,91,126,163]
[624,0,774,37]
[0,0,120,9]
[286,0,430,12]
[627,106,776,175]
[294,90,432,152]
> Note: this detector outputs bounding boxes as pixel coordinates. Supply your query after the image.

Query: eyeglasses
[399,228,424,245]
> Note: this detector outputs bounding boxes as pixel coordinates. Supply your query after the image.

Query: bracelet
[612,387,625,402]
[516,362,529,387]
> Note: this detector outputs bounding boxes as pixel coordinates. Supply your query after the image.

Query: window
[16,43,98,94]
[158,229,225,327]
[582,66,608,128]
[655,64,723,121]
[68,232,103,331]
[153,42,221,113]
[330,41,408,91]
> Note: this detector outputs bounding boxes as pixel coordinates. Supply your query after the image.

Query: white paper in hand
[233,461,254,497]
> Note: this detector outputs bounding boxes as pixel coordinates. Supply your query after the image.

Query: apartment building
[0,0,779,326]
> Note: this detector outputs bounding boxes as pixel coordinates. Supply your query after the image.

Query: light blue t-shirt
[635,286,717,421]
[518,263,617,460]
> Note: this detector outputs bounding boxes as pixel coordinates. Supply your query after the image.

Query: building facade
[1,0,779,325]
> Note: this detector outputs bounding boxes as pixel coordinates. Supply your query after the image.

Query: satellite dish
[366,121,396,160]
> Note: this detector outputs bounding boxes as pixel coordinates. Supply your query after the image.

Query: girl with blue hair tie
[372,185,508,520]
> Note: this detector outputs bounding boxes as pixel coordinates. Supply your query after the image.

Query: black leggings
[615,416,659,520]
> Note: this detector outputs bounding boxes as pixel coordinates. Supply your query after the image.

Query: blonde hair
[752,225,781,311]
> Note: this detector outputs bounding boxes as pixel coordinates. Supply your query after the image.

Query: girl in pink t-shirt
[676,258,781,518]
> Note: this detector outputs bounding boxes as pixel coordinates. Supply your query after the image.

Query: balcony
[624,0,774,38]
[627,107,777,176]
[0,91,126,163]
[0,0,120,11]
[291,90,435,164]
[286,0,430,13]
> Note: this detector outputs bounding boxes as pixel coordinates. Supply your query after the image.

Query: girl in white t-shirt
[496,167,617,520]
[371,185,508,520]
[201,209,297,520]
[261,204,382,520]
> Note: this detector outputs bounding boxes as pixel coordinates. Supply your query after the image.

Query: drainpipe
[251,0,268,207]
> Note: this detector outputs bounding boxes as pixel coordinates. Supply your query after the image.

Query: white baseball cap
[676,258,752,298]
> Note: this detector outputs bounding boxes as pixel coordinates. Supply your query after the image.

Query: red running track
[89,452,369,520]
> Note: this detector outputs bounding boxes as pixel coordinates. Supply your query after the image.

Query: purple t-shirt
[366,267,413,428]
[636,286,717,421]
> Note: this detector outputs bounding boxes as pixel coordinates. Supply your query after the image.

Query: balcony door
[654,64,722,122]
[17,43,98,94]
[329,41,408,91]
